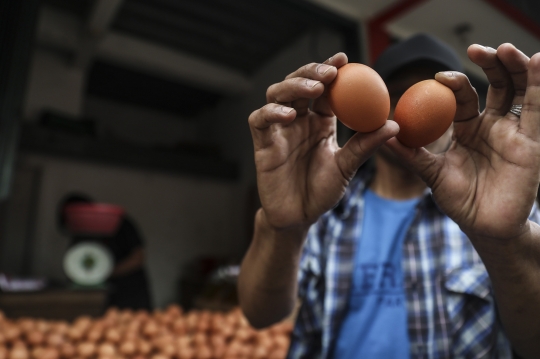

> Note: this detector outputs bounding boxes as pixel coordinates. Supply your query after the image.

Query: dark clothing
[108,268,152,310]
[104,217,152,310]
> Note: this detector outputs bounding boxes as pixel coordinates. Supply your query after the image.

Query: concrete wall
[24,48,86,121]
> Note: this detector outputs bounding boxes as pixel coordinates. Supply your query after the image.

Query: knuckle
[266,83,279,102]
[307,62,318,71]
[266,83,276,96]
[248,109,259,125]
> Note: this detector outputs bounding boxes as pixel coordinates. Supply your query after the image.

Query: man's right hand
[248,53,399,232]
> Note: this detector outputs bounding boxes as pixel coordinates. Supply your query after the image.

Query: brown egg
[8,346,29,359]
[46,333,64,348]
[268,347,288,359]
[30,347,44,359]
[136,340,151,356]
[67,327,84,342]
[328,63,390,133]
[86,329,102,343]
[394,79,456,148]
[273,335,290,350]
[118,341,136,356]
[4,326,21,343]
[17,319,35,334]
[177,345,194,359]
[165,304,182,318]
[26,331,44,347]
[143,321,158,338]
[104,328,121,344]
[76,342,95,358]
[40,348,59,359]
[58,343,75,359]
[97,343,116,357]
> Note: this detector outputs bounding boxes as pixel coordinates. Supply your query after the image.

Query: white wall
[19,154,243,308]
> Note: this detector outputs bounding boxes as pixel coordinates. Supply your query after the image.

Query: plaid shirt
[289,167,540,359]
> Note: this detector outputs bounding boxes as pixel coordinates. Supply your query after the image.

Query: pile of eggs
[0,306,292,359]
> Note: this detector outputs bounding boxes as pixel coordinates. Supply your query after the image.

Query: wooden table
[0,288,107,321]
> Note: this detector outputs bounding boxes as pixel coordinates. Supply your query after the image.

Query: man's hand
[387,44,540,241]
[387,44,540,358]
[250,53,399,232]
[240,53,399,328]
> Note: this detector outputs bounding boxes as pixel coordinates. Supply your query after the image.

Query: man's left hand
[388,44,540,242]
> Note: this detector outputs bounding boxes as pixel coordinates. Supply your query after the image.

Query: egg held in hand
[327,63,390,133]
[394,79,456,148]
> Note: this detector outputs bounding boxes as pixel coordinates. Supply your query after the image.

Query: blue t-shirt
[333,189,420,358]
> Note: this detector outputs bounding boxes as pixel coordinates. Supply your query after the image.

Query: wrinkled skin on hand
[248,53,399,230]
[387,44,540,241]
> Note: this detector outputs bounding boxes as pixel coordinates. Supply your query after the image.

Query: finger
[285,53,347,81]
[248,104,296,150]
[266,77,325,116]
[385,137,443,188]
[497,43,530,100]
[335,121,399,180]
[520,52,540,139]
[435,71,480,122]
[313,53,349,116]
[269,54,347,116]
[468,44,513,116]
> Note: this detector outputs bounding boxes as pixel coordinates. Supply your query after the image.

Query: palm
[431,111,540,239]
[255,111,346,228]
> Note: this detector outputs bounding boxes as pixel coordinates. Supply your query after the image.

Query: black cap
[373,33,463,82]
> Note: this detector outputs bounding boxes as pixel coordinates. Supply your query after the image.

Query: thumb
[336,121,399,180]
[385,137,443,187]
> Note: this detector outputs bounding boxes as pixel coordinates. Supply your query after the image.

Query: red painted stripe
[368,0,429,64]
[482,0,540,40]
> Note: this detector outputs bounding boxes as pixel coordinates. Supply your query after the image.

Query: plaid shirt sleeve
[288,217,327,359]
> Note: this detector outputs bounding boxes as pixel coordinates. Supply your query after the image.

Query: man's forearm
[468,221,540,359]
[111,247,144,278]
[238,209,308,329]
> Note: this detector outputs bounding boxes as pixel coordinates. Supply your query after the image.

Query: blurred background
[0,0,539,324]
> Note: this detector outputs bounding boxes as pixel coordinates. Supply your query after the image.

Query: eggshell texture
[394,79,456,148]
[327,63,390,133]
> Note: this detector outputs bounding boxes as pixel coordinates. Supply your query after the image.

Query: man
[58,194,153,310]
[239,33,540,358]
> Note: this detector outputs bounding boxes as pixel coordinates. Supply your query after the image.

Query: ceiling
[38,0,540,116]
[40,0,360,116]
[113,0,324,74]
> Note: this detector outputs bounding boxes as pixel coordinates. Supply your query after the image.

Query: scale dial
[63,242,113,286]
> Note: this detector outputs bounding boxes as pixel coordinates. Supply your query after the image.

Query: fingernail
[281,106,294,114]
[443,71,454,77]
[316,64,333,75]
[486,46,496,52]
[324,56,334,64]
[306,79,320,88]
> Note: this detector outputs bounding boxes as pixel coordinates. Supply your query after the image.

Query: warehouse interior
[0,0,539,357]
